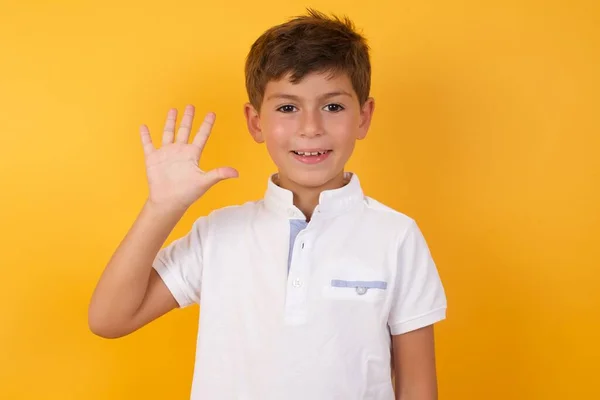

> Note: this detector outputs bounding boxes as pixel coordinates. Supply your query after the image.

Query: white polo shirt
[153,172,447,400]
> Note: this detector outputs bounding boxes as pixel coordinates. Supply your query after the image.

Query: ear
[244,102,264,143]
[356,97,375,140]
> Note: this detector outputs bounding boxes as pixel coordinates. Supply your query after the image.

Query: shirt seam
[388,305,447,328]
[152,258,194,307]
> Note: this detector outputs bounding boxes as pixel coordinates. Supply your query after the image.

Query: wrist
[143,198,189,219]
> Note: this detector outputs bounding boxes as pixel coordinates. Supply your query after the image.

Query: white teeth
[294,150,328,156]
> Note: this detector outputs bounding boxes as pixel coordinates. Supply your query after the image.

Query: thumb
[204,167,239,187]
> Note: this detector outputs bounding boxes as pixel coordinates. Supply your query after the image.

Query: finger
[176,104,195,143]
[139,124,155,156]
[191,112,216,151]
[162,108,177,145]
[204,167,239,186]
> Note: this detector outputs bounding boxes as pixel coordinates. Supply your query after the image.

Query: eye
[324,103,345,112]
[277,105,297,113]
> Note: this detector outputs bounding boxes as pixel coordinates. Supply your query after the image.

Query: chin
[283,168,344,189]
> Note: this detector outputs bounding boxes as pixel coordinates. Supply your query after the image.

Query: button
[356,287,368,295]
[292,278,302,288]
[287,209,296,217]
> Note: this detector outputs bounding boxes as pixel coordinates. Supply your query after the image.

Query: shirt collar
[263,172,365,219]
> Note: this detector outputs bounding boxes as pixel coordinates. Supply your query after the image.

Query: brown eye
[277,105,297,113]
[325,104,344,112]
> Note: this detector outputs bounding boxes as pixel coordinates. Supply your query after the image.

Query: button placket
[290,237,306,290]
[287,231,310,311]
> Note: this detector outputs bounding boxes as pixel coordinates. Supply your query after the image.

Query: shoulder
[362,195,416,230]
[202,200,263,234]
[361,195,419,243]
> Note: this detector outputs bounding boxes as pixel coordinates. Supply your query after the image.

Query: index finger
[191,112,216,151]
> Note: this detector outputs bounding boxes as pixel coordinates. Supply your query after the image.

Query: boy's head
[243,8,375,191]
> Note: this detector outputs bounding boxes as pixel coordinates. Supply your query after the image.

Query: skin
[392,326,439,400]
[88,70,438,399]
[88,109,236,339]
[244,70,373,219]
[246,70,439,399]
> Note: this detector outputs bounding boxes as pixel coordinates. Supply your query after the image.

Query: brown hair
[244,8,371,113]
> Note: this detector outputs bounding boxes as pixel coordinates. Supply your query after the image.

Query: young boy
[89,9,447,400]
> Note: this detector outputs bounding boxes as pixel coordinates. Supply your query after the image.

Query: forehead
[264,71,355,100]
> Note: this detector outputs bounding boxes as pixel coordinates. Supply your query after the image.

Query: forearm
[395,384,438,400]
[393,326,439,400]
[88,200,185,332]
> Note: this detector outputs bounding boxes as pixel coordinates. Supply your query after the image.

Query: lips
[290,149,332,164]
[291,149,331,156]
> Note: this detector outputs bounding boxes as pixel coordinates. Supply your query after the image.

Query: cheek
[261,127,289,165]
[264,119,295,148]
[326,120,358,147]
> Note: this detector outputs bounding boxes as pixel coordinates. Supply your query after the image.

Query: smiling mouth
[291,150,332,156]
[290,149,332,165]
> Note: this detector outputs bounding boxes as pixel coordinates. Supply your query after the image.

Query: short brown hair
[245,8,371,112]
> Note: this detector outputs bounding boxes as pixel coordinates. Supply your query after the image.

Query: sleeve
[152,216,208,308]
[388,220,447,335]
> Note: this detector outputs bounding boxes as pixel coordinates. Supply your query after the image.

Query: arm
[388,220,447,399]
[88,105,238,338]
[87,201,184,338]
[392,325,438,400]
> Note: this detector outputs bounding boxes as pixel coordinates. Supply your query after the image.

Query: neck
[275,171,348,221]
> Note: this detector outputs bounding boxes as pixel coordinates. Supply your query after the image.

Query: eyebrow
[266,91,353,101]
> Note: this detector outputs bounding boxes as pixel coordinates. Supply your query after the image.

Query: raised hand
[139,105,238,211]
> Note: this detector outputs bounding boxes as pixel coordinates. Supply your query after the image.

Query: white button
[356,287,368,295]
[292,278,302,288]
[288,209,295,217]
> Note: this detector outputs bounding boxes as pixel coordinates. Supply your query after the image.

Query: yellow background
[1,0,598,398]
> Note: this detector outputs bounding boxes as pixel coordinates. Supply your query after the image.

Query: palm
[139,106,238,210]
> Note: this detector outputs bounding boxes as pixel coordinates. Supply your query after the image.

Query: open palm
[140,105,238,211]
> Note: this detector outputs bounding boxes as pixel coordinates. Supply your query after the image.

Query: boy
[89,8,447,400]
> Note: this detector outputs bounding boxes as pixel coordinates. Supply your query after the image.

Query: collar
[263,172,365,219]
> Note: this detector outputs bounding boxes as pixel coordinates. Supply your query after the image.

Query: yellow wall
[1,0,598,398]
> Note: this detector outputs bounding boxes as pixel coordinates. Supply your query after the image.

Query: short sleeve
[152,216,208,308]
[388,220,447,335]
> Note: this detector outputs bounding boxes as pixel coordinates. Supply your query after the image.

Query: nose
[299,109,324,138]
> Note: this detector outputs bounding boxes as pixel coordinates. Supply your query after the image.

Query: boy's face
[244,71,374,190]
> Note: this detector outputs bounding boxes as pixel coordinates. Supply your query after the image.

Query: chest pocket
[321,260,389,304]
